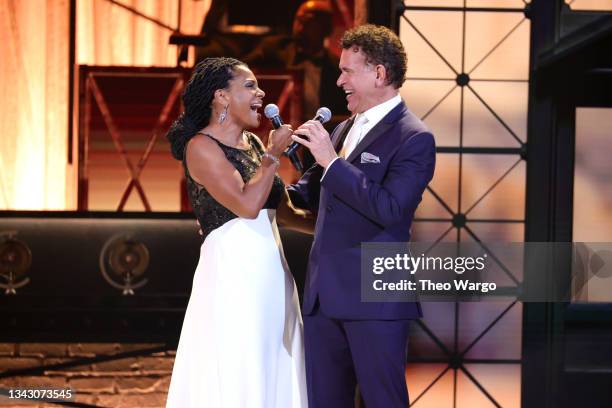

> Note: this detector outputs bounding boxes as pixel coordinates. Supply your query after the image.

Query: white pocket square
[361,152,380,164]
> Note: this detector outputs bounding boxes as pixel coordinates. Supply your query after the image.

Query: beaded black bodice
[183,132,285,240]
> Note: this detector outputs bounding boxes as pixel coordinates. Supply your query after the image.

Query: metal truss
[78,67,303,211]
[80,70,186,211]
[399,1,531,406]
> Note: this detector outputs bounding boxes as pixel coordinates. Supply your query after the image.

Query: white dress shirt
[322,93,402,179]
[339,114,369,159]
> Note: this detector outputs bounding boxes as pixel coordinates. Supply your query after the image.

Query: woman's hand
[266,124,294,158]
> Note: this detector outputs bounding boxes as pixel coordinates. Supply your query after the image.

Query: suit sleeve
[321,131,435,227]
[286,164,324,211]
[287,121,346,211]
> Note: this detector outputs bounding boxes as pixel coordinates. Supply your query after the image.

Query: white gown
[166,209,308,408]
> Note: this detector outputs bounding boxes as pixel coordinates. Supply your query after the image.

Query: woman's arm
[186,127,292,219]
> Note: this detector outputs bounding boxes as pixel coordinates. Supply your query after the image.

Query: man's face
[336,47,378,114]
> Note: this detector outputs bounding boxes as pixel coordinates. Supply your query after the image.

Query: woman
[165,57,308,407]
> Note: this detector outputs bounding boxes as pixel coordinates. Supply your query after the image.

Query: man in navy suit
[288,24,436,407]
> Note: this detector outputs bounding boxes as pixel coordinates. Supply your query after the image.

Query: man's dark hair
[340,24,407,89]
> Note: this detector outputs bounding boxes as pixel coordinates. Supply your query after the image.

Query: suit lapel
[345,101,407,163]
[332,116,356,153]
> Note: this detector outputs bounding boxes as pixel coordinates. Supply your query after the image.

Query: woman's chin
[238,111,261,130]
[248,114,261,129]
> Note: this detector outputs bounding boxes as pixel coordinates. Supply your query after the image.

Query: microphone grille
[316,107,332,123]
[264,104,279,119]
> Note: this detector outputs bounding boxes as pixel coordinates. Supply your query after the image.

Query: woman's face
[224,65,265,129]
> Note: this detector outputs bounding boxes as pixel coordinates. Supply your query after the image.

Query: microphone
[285,107,332,172]
[264,103,303,171]
[264,104,283,129]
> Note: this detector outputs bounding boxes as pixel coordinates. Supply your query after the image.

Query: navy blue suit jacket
[288,101,436,320]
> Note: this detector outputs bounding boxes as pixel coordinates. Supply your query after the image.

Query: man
[287,24,436,407]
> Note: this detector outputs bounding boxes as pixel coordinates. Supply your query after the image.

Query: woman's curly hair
[167,57,245,160]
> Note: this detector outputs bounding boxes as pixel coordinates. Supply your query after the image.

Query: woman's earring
[219,105,228,124]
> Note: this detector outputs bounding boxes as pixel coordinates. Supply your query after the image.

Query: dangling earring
[219,105,228,124]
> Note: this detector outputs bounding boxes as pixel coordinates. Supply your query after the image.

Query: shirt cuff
[320,157,341,181]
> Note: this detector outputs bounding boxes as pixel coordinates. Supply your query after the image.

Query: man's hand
[291,120,337,168]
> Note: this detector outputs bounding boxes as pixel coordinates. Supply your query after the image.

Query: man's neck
[359,90,400,114]
[377,88,400,105]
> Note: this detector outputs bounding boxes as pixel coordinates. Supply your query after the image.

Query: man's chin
[346,97,359,114]
[346,101,355,114]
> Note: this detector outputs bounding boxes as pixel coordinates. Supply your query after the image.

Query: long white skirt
[166,209,308,408]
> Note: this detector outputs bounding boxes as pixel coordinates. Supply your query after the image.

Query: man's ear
[375,64,387,87]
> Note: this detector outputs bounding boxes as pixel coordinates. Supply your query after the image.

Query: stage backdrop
[0,0,70,210]
[0,0,211,211]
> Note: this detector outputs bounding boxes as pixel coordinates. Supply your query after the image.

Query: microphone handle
[269,113,303,172]
[287,151,303,172]
[285,113,325,156]
[285,141,300,156]
[271,116,283,129]
[271,113,299,157]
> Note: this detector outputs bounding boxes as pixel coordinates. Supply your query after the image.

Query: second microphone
[263,104,332,172]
